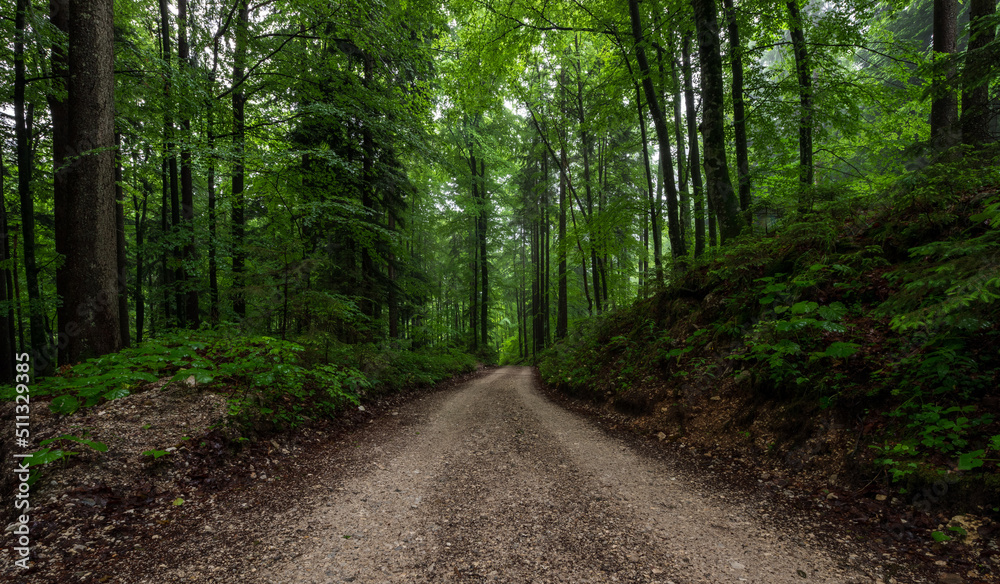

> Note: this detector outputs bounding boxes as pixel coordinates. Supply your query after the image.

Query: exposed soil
[2,365,962,583]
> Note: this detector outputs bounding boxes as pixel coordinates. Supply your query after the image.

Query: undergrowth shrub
[539,152,1000,486]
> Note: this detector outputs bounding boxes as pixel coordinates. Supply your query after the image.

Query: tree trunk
[725,0,752,222]
[682,34,706,257]
[361,54,378,325]
[961,0,997,147]
[158,0,184,327]
[930,0,959,150]
[787,0,814,210]
[628,0,686,260]
[48,0,70,366]
[135,178,152,344]
[479,160,488,350]
[15,0,50,372]
[207,111,220,323]
[634,83,662,277]
[0,147,14,382]
[231,0,249,319]
[574,38,605,308]
[669,45,688,230]
[556,106,568,341]
[178,0,199,327]
[690,0,744,243]
[56,0,121,362]
[389,212,399,339]
[115,133,130,347]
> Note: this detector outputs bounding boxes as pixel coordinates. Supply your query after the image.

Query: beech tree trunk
[690,0,744,243]
[115,134,130,347]
[15,0,49,371]
[478,159,489,350]
[787,0,814,211]
[628,0,686,259]
[556,101,568,341]
[961,0,997,147]
[0,149,13,382]
[634,83,662,277]
[682,34,706,257]
[930,0,959,150]
[725,0,752,221]
[178,0,199,327]
[56,0,121,362]
[231,0,249,319]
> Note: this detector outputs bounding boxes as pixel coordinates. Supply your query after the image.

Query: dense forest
[2,0,999,500]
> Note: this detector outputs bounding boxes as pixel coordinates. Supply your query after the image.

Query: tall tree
[690,0,744,242]
[628,0,686,261]
[0,148,14,382]
[930,0,959,150]
[724,0,752,221]
[15,0,48,371]
[787,0,814,208]
[56,0,122,362]
[682,33,706,257]
[961,0,997,147]
[178,0,199,326]
[48,0,70,366]
[231,0,249,319]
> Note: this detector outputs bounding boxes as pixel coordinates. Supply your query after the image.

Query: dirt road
[255,366,881,584]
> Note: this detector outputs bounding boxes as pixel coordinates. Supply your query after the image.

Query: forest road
[263,366,873,584]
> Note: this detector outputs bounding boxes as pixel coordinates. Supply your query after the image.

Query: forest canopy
[0,0,997,376]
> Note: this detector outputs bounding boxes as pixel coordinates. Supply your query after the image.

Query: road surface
[261,366,874,584]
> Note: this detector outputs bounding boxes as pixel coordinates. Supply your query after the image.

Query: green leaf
[172,498,185,506]
[170,369,215,385]
[142,449,170,460]
[104,387,130,401]
[931,531,952,542]
[23,448,78,467]
[822,342,860,358]
[50,395,80,415]
[39,434,108,452]
[791,301,819,314]
[957,450,985,471]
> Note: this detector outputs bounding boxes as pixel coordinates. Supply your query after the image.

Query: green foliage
[540,151,1000,486]
[21,433,109,486]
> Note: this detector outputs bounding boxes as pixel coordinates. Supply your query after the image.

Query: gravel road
[263,366,875,584]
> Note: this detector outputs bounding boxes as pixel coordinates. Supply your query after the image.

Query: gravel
[260,367,885,583]
[3,366,923,583]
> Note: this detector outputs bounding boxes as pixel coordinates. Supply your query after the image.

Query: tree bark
[725,0,752,221]
[787,0,814,210]
[961,0,997,147]
[231,0,249,319]
[115,133,130,347]
[134,178,152,344]
[573,38,606,308]
[15,0,49,372]
[48,9,70,366]
[930,0,959,150]
[0,147,14,382]
[556,92,568,340]
[56,0,121,362]
[682,34,706,257]
[628,0,686,260]
[634,83,662,277]
[479,159,489,350]
[178,0,199,327]
[207,111,220,323]
[691,0,744,243]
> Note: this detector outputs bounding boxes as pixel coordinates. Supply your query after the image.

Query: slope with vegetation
[540,151,1000,558]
